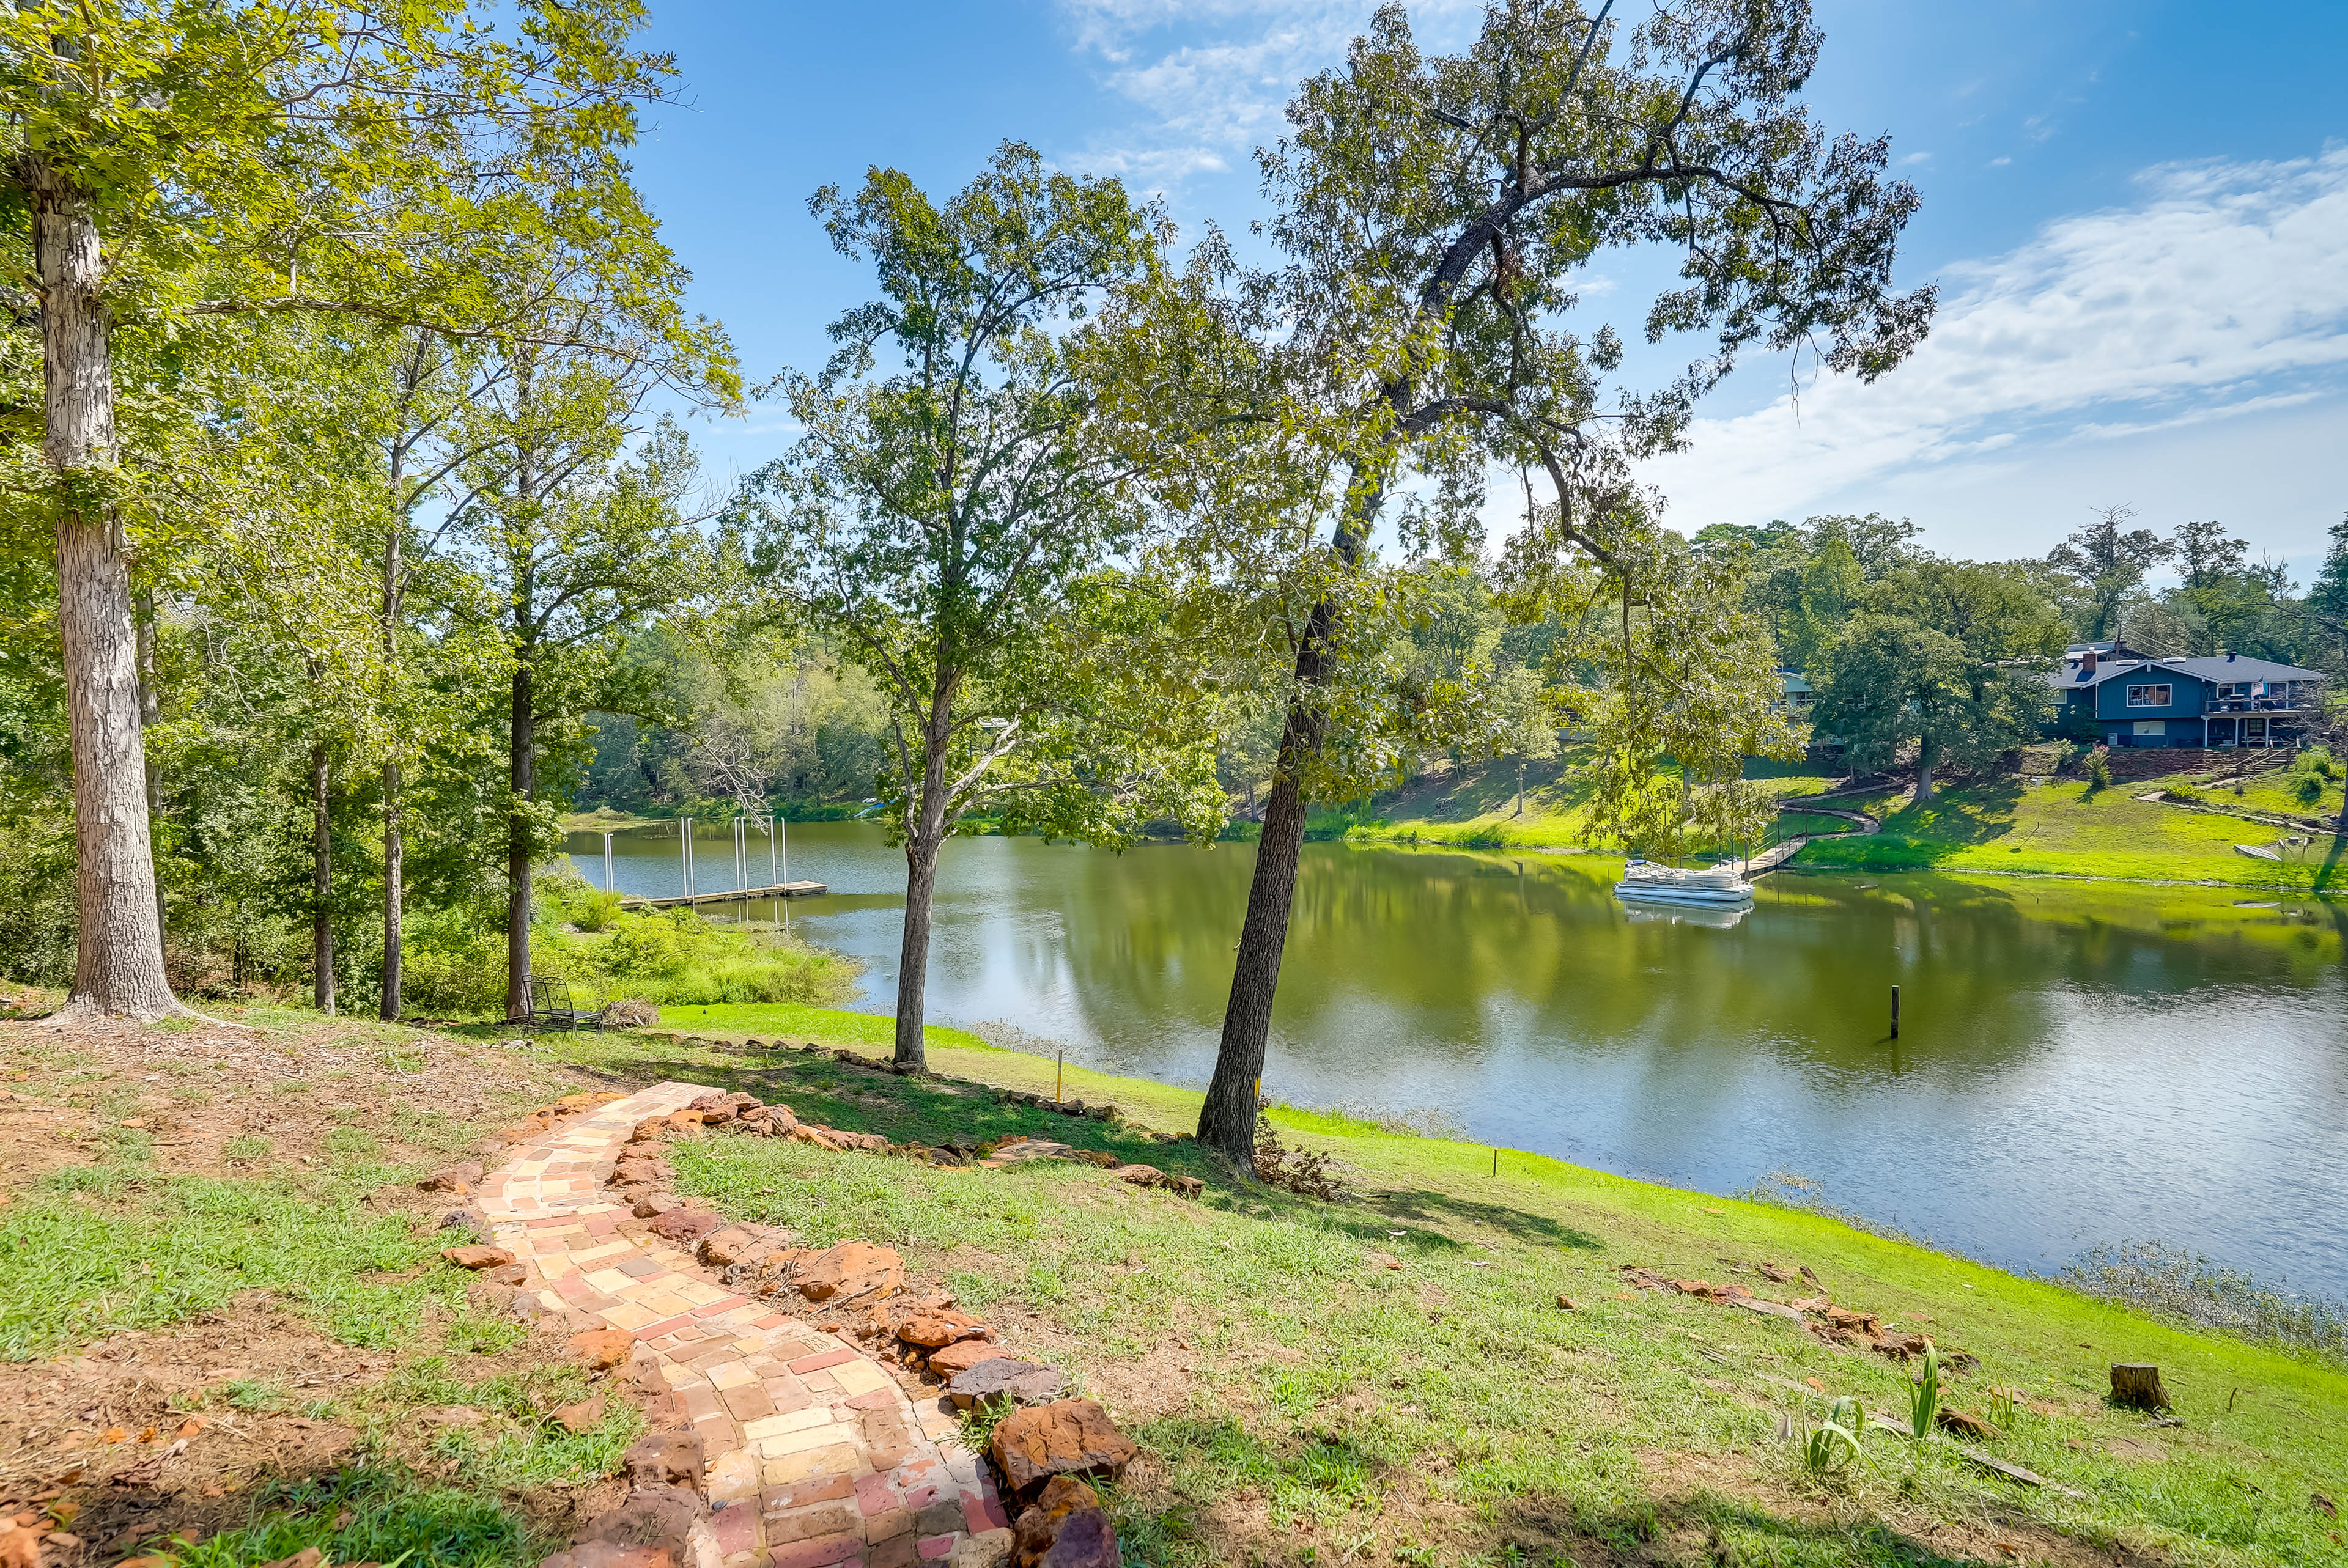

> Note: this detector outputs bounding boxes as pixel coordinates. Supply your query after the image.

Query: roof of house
[2047,653,2330,690]
[1778,668,1813,694]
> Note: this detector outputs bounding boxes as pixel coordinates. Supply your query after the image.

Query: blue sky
[629,1,2348,582]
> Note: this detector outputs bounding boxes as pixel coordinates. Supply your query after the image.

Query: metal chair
[525,975,605,1032]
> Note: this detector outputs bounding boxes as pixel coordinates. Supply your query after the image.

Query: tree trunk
[1916,742,1937,802]
[506,660,534,1020]
[381,759,402,1020]
[892,707,954,1073]
[34,159,176,1020]
[893,836,940,1072]
[380,421,406,1021]
[1197,748,1312,1170]
[311,739,334,1015]
[135,587,164,947]
[1197,468,1381,1166]
[1515,759,1527,817]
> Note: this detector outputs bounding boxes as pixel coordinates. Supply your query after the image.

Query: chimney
[2226,650,2237,662]
[2081,647,2099,676]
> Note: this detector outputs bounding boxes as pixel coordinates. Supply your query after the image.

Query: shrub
[2085,751,2114,789]
[2161,784,2204,805]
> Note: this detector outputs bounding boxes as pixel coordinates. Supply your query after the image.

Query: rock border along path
[477,1082,1011,1568]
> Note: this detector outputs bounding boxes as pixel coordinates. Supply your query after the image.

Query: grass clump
[2056,1240,2348,1361]
[0,1165,463,1361]
[163,1466,541,1568]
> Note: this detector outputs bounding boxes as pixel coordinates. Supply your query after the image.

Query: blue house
[2047,647,2329,749]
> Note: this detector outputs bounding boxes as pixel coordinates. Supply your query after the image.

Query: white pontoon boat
[1614,858,1756,909]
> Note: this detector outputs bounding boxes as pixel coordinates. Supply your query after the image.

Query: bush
[534,906,859,1009]
[2085,750,2114,789]
[2161,784,2204,805]
[401,904,506,1018]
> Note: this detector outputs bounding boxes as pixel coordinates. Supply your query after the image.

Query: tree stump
[2110,1363,2172,1411]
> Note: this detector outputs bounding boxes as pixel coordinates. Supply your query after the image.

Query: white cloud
[1056,0,1482,188]
[1641,146,2348,558]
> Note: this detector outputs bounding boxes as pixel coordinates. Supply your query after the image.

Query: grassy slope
[550,1012,2348,1568]
[1318,753,1851,853]
[1793,774,2345,890]
[0,1010,654,1566]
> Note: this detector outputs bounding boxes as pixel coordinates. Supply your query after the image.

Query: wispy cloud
[1056,0,1481,188]
[1642,146,2348,534]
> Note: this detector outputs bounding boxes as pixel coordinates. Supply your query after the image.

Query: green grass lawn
[0,1014,650,1566]
[1793,774,2346,890]
[536,1015,2348,1568]
[1316,751,1856,854]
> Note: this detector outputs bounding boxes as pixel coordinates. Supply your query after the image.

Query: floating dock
[619,880,829,910]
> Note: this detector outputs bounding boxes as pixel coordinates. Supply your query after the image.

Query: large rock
[927,1339,1017,1378]
[418,1161,485,1194]
[575,1485,705,1563]
[646,1209,720,1245]
[948,1529,1014,1568]
[1013,1476,1118,1568]
[948,1358,1064,1411]
[566,1329,637,1370]
[895,1308,988,1348]
[1028,1506,1119,1568]
[441,1244,517,1270]
[622,1431,706,1492]
[988,1399,1138,1499]
[696,1225,771,1267]
[793,1241,903,1302]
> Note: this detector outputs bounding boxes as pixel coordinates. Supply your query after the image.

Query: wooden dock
[619,880,829,910]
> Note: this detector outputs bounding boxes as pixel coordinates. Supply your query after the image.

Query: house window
[2126,684,2172,708]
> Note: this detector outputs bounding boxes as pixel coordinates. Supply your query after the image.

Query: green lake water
[570,820,2348,1297]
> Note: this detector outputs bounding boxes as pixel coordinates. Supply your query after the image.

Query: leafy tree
[0,0,731,1020]
[2047,504,2171,644]
[1811,615,1973,800]
[2309,514,2348,645]
[739,145,1228,1070]
[1814,559,2060,798]
[453,353,714,1021]
[1151,0,1933,1166]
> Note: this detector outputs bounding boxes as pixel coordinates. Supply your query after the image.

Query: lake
[567,820,2348,1297]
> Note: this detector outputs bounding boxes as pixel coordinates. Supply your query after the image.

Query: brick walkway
[478,1082,1011,1568]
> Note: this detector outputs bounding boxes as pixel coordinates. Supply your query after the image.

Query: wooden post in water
[1891,985,1902,1039]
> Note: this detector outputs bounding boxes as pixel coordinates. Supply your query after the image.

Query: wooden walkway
[1743,804,1878,875]
[619,881,829,910]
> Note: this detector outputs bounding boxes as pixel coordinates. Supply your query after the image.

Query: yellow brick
[829,1358,891,1397]
[740,1405,833,1442]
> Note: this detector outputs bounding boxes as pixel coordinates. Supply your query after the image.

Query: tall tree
[2047,504,2172,644]
[742,145,1228,1071]
[455,358,712,1021]
[1168,0,1933,1167]
[1814,558,2062,798]
[1811,615,1971,799]
[0,0,729,1020]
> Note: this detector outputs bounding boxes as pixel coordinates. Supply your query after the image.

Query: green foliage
[737,142,1228,863]
[166,1467,537,1568]
[0,1166,462,1361]
[1801,1396,1866,1473]
[1904,1341,1942,1443]
[531,893,860,1011]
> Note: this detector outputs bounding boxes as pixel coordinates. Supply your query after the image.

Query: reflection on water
[569,821,2348,1295]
